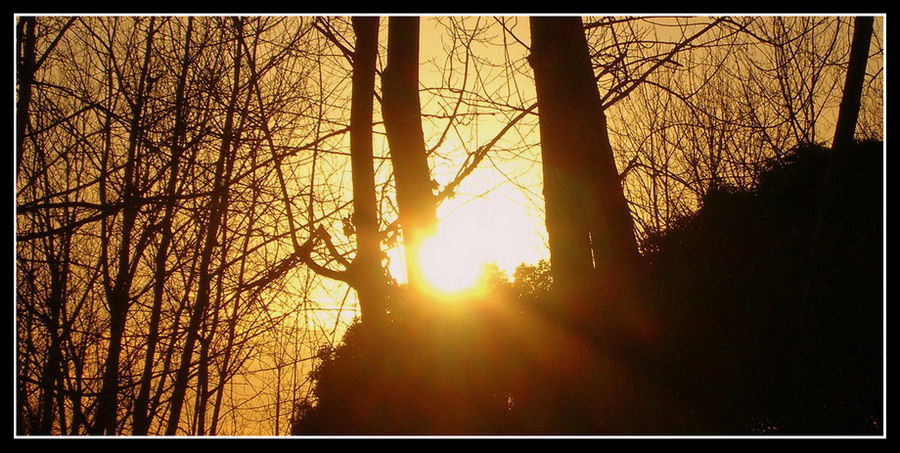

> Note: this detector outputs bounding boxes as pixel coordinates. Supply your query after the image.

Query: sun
[385,163,549,299]
[416,224,488,296]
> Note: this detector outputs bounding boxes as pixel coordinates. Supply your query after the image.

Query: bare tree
[347,17,387,323]
[529,16,640,334]
[164,17,245,435]
[92,17,160,435]
[382,17,437,292]
[833,16,875,150]
[130,16,194,436]
[16,17,36,178]
[15,14,883,436]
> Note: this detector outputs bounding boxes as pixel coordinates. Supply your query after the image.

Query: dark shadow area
[637,139,883,434]
[291,140,883,436]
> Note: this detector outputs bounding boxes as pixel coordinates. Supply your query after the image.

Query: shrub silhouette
[640,140,883,433]
[292,140,883,435]
[290,286,542,434]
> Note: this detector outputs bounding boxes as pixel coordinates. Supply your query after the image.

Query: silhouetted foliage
[512,260,553,312]
[291,289,525,434]
[291,264,591,434]
[293,140,883,435]
[639,139,883,433]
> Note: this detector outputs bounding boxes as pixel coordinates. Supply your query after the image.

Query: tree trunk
[209,151,261,436]
[165,19,243,435]
[529,17,640,336]
[132,16,193,436]
[786,16,876,429]
[350,17,387,323]
[529,18,645,432]
[832,16,874,151]
[92,18,157,435]
[34,231,70,434]
[16,16,36,179]
[382,16,436,292]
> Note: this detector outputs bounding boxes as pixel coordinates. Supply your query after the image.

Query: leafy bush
[293,141,883,435]
[640,140,883,433]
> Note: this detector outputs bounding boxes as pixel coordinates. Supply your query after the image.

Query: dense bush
[290,288,542,434]
[293,140,883,435]
[640,140,883,433]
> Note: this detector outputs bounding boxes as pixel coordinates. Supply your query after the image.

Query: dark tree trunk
[16,16,36,179]
[165,19,243,435]
[34,234,70,435]
[350,17,387,323]
[787,16,876,430]
[382,16,436,292]
[529,17,640,335]
[529,18,646,433]
[833,16,874,151]
[92,18,157,435]
[132,16,193,436]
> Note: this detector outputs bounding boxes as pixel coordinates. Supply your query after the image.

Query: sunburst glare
[416,220,490,297]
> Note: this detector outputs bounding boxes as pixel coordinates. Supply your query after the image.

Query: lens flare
[417,232,484,295]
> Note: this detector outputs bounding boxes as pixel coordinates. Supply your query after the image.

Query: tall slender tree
[165,18,244,435]
[382,16,436,292]
[16,17,36,178]
[348,17,387,323]
[92,17,159,435]
[529,16,640,336]
[132,17,195,436]
[833,16,875,151]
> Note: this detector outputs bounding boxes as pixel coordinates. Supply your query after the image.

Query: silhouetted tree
[17,15,341,435]
[16,17,36,178]
[131,16,194,436]
[833,16,875,151]
[348,17,388,324]
[16,14,883,436]
[528,17,641,337]
[382,17,437,292]
[600,16,882,239]
[92,17,160,435]
[164,17,245,435]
